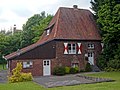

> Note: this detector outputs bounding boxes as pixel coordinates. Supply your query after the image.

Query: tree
[21,11,53,48]
[91,0,120,70]
[5,32,22,54]
[32,15,53,42]
[0,31,22,65]
[0,33,8,64]
[90,0,104,19]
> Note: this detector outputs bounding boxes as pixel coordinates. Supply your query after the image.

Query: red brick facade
[9,40,102,76]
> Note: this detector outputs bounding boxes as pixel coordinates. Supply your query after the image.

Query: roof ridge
[59,7,90,12]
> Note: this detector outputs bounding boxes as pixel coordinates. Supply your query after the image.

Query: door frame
[43,60,51,76]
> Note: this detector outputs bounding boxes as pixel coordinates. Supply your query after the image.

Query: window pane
[27,61,30,64]
[47,61,49,65]
[30,61,33,65]
[68,44,71,49]
[23,61,33,68]
[73,44,75,46]
[88,43,94,49]
[68,43,76,54]
[44,61,46,66]
[73,44,76,50]
[23,62,27,68]
[47,29,50,35]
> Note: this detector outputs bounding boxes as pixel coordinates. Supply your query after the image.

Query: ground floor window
[23,61,33,68]
[72,63,79,68]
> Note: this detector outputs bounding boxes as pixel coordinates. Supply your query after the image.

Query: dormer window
[46,29,50,35]
[88,43,94,49]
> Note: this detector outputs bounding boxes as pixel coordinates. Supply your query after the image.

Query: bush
[8,62,33,83]
[53,66,65,76]
[74,66,79,73]
[65,66,70,74]
[21,73,33,81]
[104,67,120,72]
[80,70,85,72]
[85,63,92,72]
[70,67,79,74]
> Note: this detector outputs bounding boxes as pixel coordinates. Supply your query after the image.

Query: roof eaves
[5,39,55,60]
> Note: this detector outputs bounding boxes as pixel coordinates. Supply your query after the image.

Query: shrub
[74,66,79,73]
[80,70,85,72]
[70,67,76,74]
[21,73,33,81]
[85,62,92,72]
[65,66,70,74]
[70,67,79,74]
[53,66,65,76]
[8,62,33,83]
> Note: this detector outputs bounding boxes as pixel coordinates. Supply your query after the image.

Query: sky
[0,0,91,31]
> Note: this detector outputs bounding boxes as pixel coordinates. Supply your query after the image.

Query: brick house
[4,6,102,76]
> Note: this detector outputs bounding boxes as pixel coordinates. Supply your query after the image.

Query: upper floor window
[68,43,76,54]
[23,61,33,68]
[46,29,50,35]
[88,43,94,49]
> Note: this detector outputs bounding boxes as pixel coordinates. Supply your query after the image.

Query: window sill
[69,53,76,54]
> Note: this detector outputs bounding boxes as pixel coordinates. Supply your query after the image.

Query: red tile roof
[4,7,101,60]
[37,7,101,44]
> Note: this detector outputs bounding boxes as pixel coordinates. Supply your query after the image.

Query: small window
[23,61,33,68]
[72,63,79,68]
[88,43,94,49]
[68,43,76,54]
[46,29,50,35]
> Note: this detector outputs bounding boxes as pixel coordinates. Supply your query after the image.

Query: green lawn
[0,64,7,70]
[0,72,120,90]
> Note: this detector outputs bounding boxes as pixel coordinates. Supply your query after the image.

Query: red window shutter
[64,43,68,54]
[77,43,82,54]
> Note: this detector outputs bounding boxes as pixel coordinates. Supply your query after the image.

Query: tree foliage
[0,11,53,64]
[91,0,120,70]
[21,11,53,47]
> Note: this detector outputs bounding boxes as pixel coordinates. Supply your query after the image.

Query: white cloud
[0,0,91,30]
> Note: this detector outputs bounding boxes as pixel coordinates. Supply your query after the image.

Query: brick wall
[10,59,43,76]
[54,40,102,70]
[9,40,102,76]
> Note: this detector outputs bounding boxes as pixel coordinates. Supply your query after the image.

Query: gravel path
[0,70,8,83]
[33,73,114,88]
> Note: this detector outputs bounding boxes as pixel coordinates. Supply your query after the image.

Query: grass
[0,72,120,90]
[0,64,7,71]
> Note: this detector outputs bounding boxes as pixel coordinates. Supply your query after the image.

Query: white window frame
[72,63,79,68]
[88,43,94,49]
[68,43,76,54]
[23,61,33,68]
[46,29,50,35]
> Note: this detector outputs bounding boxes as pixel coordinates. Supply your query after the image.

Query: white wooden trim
[77,43,82,54]
[64,43,68,54]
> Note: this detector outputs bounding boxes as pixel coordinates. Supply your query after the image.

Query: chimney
[73,5,78,9]
[13,24,16,33]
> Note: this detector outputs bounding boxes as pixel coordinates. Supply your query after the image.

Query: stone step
[91,65,101,72]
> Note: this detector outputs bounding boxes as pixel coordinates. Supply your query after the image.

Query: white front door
[88,52,94,65]
[43,60,51,76]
